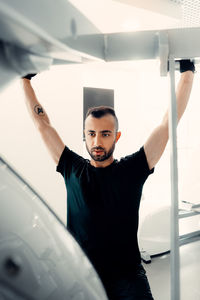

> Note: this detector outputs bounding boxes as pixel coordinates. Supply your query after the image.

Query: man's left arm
[144,60,195,170]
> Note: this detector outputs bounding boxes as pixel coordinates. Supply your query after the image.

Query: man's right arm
[21,78,65,165]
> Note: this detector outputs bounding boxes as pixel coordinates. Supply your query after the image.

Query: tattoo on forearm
[34,105,45,116]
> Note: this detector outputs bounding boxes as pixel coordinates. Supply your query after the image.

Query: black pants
[102,265,154,300]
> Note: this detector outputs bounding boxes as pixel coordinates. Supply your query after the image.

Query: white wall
[1,61,200,225]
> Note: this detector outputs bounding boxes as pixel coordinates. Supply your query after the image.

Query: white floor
[143,240,200,300]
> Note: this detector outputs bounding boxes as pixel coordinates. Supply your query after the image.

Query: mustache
[91,147,105,151]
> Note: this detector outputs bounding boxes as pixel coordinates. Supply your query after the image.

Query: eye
[88,132,95,137]
[102,133,110,137]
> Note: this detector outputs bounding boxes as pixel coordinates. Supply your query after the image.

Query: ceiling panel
[180,0,200,27]
[70,0,200,33]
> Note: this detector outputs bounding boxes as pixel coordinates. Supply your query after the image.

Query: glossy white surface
[0,158,108,300]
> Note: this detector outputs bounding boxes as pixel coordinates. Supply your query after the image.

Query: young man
[21,60,195,300]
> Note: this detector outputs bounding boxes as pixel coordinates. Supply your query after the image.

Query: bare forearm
[144,70,194,170]
[21,78,50,129]
[162,70,194,126]
[21,78,65,164]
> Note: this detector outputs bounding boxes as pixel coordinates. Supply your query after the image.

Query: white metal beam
[104,27,200,61]
[63,27,200,70]
[169,57,180,300]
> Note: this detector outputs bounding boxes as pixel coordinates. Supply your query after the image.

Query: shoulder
[56,146,86,176]
[120,146,145,164]
[119,146,154,174]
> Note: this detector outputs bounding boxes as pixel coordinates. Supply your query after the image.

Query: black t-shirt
[57,146,154,281]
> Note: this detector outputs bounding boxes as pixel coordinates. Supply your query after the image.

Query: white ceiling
[70,0,200,33]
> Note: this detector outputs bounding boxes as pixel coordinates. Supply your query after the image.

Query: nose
[94,134,102,147]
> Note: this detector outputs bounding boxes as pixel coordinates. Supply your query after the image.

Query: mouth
[94,150,104,155]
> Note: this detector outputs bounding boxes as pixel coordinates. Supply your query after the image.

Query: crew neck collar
[87,159,117,170]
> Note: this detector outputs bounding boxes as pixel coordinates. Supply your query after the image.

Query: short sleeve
[120,146,154,183]
[137,146,154,176]
[56,146,85,178]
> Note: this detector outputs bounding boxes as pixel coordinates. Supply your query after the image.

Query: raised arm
[144,60,195,170]
[21,76,65,164]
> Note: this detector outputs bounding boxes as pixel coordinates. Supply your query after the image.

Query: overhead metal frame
[65,27,200,63]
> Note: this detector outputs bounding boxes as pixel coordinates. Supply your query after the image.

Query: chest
[68,165,143,217]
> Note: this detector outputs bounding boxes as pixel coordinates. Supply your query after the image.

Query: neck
[90,156,114,168]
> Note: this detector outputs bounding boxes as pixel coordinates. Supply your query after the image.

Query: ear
[115,131,121,143]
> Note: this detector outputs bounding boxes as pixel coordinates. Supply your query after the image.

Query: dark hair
[85,106,119,131]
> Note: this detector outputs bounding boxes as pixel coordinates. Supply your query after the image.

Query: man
[21,60,195,299]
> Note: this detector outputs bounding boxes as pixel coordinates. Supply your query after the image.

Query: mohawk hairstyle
[85,106,119,131]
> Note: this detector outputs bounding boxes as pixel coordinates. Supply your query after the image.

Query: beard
[86,142,116,162]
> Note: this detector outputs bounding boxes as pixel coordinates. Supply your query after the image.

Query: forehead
[85,114,115,131]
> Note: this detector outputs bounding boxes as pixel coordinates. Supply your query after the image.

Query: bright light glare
[122,19,140,31]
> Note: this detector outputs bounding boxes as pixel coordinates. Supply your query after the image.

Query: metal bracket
[158,31,169,77]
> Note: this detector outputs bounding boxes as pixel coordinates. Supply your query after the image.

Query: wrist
[21,78,32,88]
[22,73,37,80]
[179,60,195,73]
[180,71,194,83]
